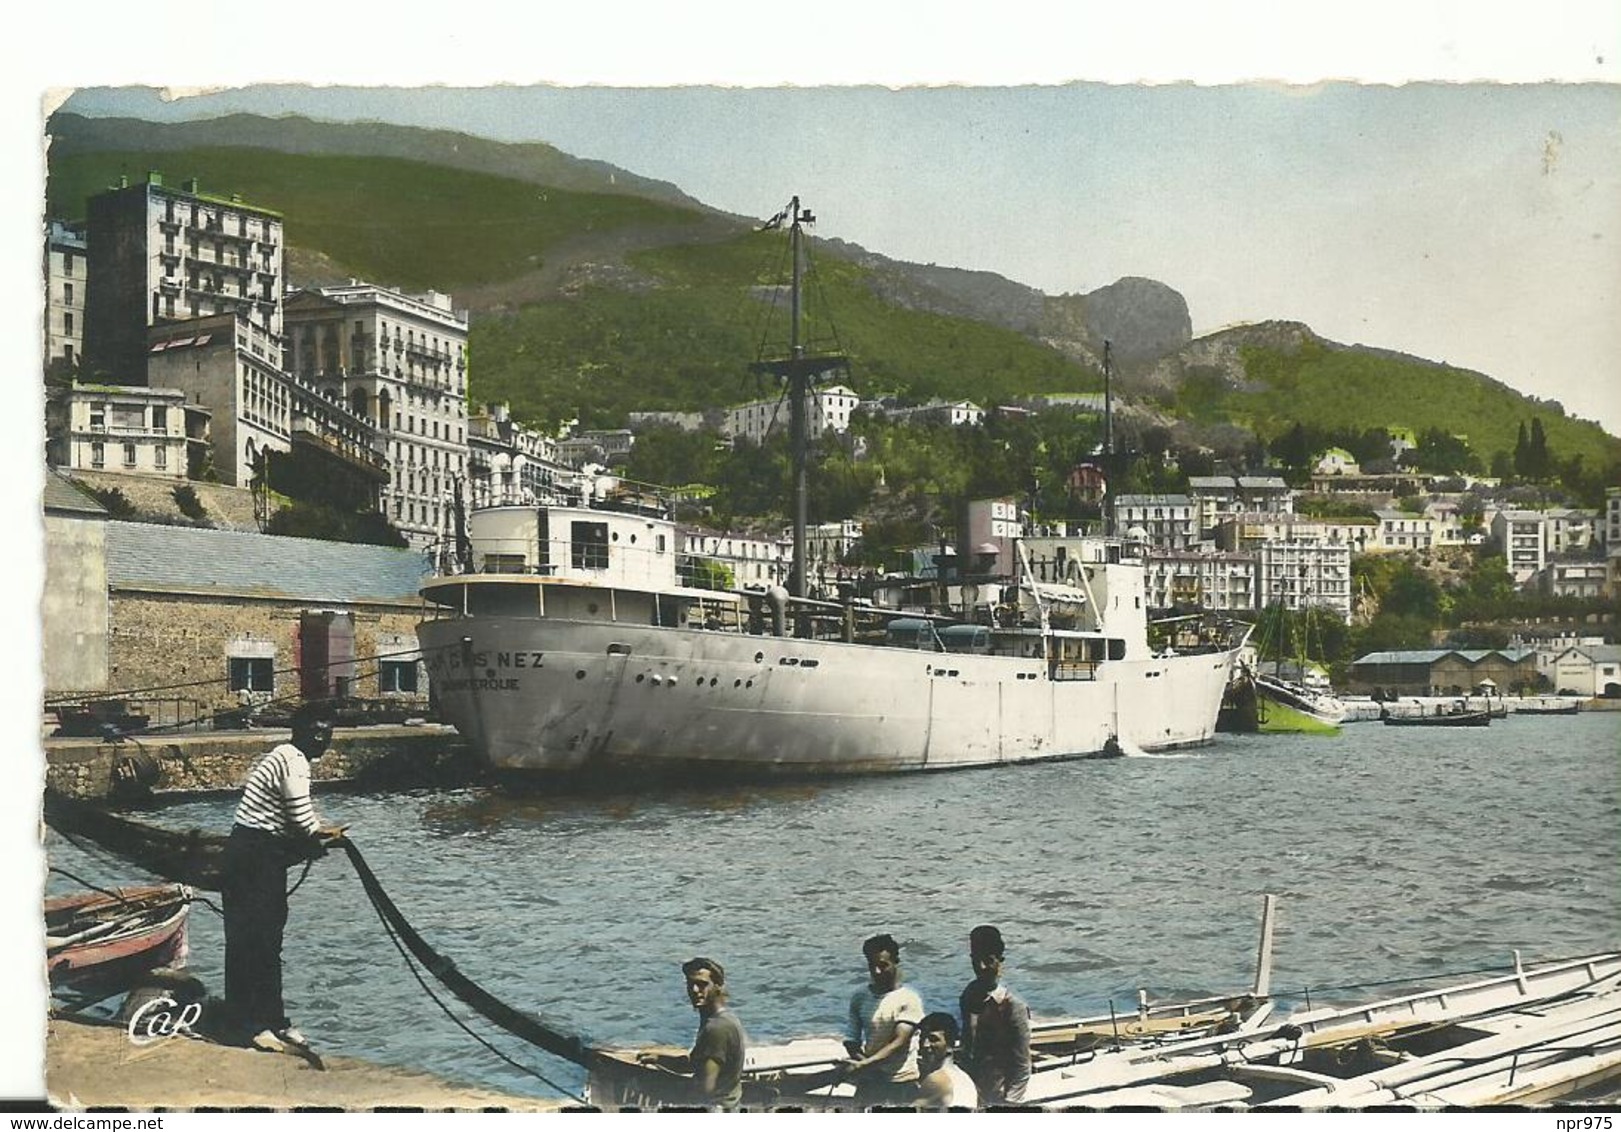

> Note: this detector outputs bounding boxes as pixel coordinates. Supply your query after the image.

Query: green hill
[47,148,709,294]
[44,117,1619,470]
[1154,325,1621,475]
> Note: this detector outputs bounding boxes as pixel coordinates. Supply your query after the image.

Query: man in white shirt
[842,932,924,1107]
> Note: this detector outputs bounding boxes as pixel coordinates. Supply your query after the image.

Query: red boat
[46,883,191,1000]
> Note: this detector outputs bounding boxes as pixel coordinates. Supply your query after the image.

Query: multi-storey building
[1185,475,1294,541]
[1543,507,1599,555]
[47,383,190,480]
[83,173,283,383]
[782,518,864,580]
[282,282,469,548]
[1491,509,1548,586]
[45,220,87,372]
[467,403,567,508]
[1143,547,1259,614]
[1541,560,1609,600]
[1606,487,1621,548]
[1255,537,1354,621]
[726,384,859,445]
[1113,494,1197,550]
[1372,508,1438,552]
[964,497,1024,576]
[1215,512,1377,557]
[679,528,789,588]
[144,312,387,497]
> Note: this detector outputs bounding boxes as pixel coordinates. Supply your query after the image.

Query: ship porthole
[575,670,586,680]
[733,679,742,688]
[754,652,764,664]
[746,679,754,688]
[710,677,718,687]
[635,673,645,683]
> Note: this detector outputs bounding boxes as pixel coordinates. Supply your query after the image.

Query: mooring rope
[332,837,603,1086]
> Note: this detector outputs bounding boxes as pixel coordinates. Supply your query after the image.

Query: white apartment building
[1256,538,1354,622]
[680,528,788,587]
[145,314,298,486]
[1373,509,1438,552]
[1491,509,1548,586]
[45,221,87,371]
[1216,512,1377,557]
[283,282,469,549]
[467,403,566,508]
[84,172,284,383]
[1113,494,1197,551]
[1544,508,1599,555]
[726,384,859,445]
[1541,560,1609,600]
[52,384,189,480]
[784,518,865,576]
[1144,548,1259,613]
[1185,475,1294,540]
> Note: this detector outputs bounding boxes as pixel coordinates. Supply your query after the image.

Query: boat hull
[419,617,1240,776]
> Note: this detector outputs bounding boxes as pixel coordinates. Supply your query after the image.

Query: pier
[44,724,474,802]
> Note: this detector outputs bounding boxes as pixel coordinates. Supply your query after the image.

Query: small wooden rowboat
[1381,707,1492,727]
[46,883,191,999]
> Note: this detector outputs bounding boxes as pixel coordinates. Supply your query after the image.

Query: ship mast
[750,196,846,600]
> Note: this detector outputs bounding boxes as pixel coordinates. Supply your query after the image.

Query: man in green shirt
[641,957,747,1110]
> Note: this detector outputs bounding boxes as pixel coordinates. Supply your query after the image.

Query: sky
[53,79,1621,436]
[5,0,1621,1106]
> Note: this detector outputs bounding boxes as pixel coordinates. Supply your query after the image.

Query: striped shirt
[233,743,321,839]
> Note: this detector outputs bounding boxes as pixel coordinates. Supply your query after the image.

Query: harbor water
[47,712,1621,1102]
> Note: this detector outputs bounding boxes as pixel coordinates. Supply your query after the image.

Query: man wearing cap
[220,702,345,1053]
[959,924,1032,1105]
[639,957,747,1110]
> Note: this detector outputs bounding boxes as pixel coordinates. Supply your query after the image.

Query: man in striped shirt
[221,703,343,1052]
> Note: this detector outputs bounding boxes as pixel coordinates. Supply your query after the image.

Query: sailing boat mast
[750,196,846,600]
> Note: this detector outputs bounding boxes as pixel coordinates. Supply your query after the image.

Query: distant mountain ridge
[47,111,714,213]
[43,110,1619,471]
[45,111,1194,367]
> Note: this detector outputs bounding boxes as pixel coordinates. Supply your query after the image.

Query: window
[90,441,104,468]
[62,251,75,273]
[154,446,167,469]
[378,660,419,693]
[228,657,274,692]
[64,312,74,336]
[63,282,74,305]
[572,521,610,570]
[123,443,137,467]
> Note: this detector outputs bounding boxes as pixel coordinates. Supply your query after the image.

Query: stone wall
[45,725,471,801]
[107,591,427,721]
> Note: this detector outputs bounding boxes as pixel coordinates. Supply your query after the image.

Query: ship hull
[418,616,1240,776]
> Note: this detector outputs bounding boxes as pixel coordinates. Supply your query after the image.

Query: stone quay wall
[45,725,473,802]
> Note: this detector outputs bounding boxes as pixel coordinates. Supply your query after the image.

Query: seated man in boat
[637,957,747,1110]
[841,933,925,1106]
[913,1012,979,1111]
[959,924,1032,1105]
[221,702,346,1053]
